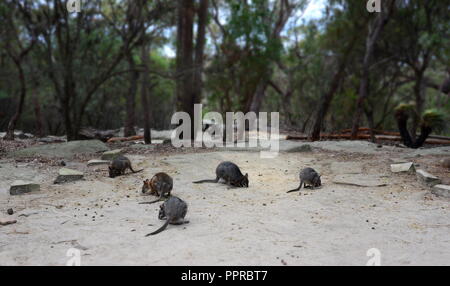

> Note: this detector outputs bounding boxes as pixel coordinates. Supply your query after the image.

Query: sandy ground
[0,142,449,266]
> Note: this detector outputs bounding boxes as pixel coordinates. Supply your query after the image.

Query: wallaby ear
[245,173,248,178]
[108,166,112,170]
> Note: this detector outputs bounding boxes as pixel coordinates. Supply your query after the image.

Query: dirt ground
[0,141,449,266]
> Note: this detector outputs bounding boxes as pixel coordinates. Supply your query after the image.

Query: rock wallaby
[193,161,249,188]
[146,196,189,236]
[287,167,321,194]
[108,155,143,178]
[140,173,173,205]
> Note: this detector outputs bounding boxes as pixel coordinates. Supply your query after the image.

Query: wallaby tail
[146,219,170,236]
[130,167,144,174]
[193,179,218,184]
[139,197,163,205]
[287,185,301,193]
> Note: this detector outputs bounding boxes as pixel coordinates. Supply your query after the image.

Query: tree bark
[124,54,139,137]
[310,31,360,141]
[193,0,209,105]
[32,87,44,138]
[4,62,26,141]
[176,0,195,139]
[141,44,152,144]
[350,0,394,139]
[411,69,425,141]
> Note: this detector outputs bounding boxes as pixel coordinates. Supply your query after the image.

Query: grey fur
[287,167,321,194]
[108,155,143,178]
[193,161,249,188]
[146,196,189,236]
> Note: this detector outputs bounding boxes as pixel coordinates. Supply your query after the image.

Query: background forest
[0,0,449,143]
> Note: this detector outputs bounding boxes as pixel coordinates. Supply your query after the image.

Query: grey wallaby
[146,196,189,236]
[108,155,143,178]
[287,167,321,194]
[193,161,249,188]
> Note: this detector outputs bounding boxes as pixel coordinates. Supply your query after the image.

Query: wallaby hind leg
[172,218,189,225]
[299,182,306,194]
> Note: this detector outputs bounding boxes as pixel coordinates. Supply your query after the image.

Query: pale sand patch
[0,150,449,266]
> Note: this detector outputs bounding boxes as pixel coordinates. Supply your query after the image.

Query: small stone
[10,181,40,196]
[54,168,84,184]
[416,169,441,187]
[87,159,110,166]
[390,162,415,173]
[101,149,123,160]
[431,185,450,198]
[7,209,14,215]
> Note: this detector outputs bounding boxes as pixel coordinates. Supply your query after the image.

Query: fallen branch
[0,219,17,226]
[286,134,450,145]
[339,127,450,141]
[107,135,144,143]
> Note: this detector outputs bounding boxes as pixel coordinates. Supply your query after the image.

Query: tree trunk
[141,44,152,144]
[310,33,359,141]
[412,70,425,141]
[124,54,139,137]
[249,81,268,114]
[33,88,44,138]
[176,0,195,139]
[350,0,394,139]
[193,0,209,105]
[364,108,376,143]
[395,111,413,147]
[4,63,26,141]
[310,64,348,141]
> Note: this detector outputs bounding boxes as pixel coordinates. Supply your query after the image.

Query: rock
[10,181,40,196]
[78,127,119,142]
[38,136,67,143]
[286,144,312,153]
[388,157,410,164]
[431,185,450,198]
[11,140,109,159]
[331,162,363,174]
[390,162,415,173]
[87,159,111,166]
[129,144,156,150]
[17,132,34,139]
[416,169,441,187]
[7,209,14,215]
[54,168,84,184]
[101,149,123,160]
[333,174,388,187]
[442,158,450,169]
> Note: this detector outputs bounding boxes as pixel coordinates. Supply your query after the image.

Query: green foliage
[421,109,446,132]
[0,0,449,137]
[395,102,416,114]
